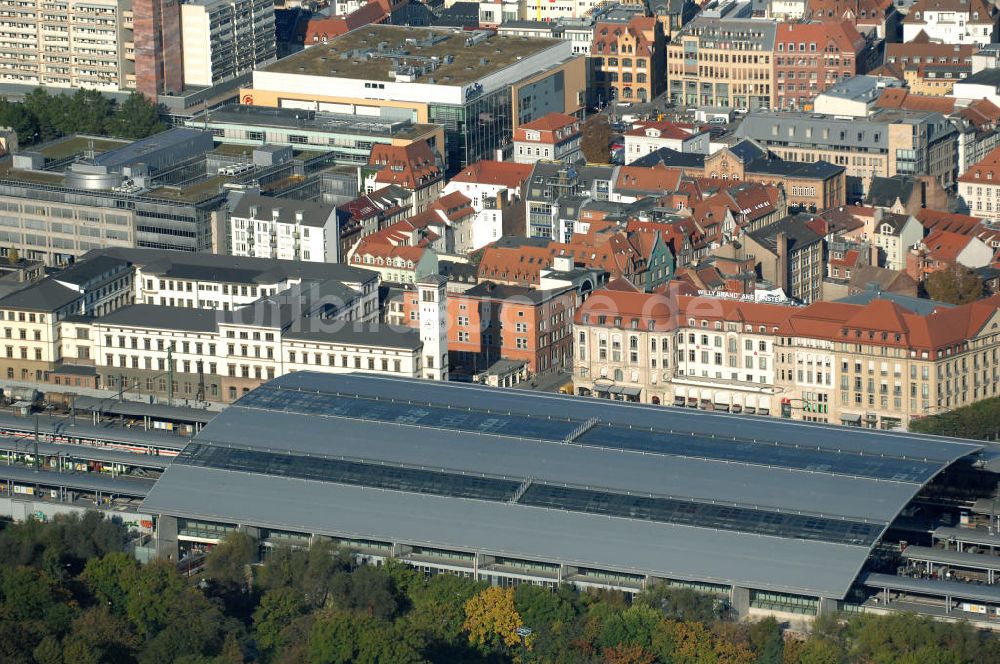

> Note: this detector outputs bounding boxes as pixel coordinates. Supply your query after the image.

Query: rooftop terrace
[263,25,562,87]
[37,136,130,161]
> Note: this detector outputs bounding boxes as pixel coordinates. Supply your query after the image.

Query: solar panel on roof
[236,385,939,483]
[236,385,579,440]
[517,484,882,547]
[575,424,938,483]
[179,440,882,547]
[179,443,521,502]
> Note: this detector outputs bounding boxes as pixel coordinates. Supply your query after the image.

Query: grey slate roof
[284,322,422,350]
[747,158,843,179]
[222,279,360,329]
[0,279,81,312]
[957,68,1000,88]
[630,147,706,169]
[835,290,952,316]
[54,255,130,286]
[141,372,982,600]
[462,281,571,303]
[728,139,768,164]
[229,193,336,229]
[867,176,917,209]
[746,215,824,252]
[86,247,375,286]
[99,304,220,333]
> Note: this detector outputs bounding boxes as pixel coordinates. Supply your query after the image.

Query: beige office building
[574,289,1000,430]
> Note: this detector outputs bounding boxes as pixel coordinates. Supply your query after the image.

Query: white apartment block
[180,0,276,88]
[0,0,133,91]
[624,122,710,160]
[228,195,339,264]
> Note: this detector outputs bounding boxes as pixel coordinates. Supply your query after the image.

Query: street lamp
[515,626,532,660]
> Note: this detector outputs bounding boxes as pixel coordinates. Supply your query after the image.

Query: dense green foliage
[1,517,999,663]
[0,89,165,146]
[923,264,984,306]
[909,396,1000,441]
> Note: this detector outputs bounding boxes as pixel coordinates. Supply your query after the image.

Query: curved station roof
[141,372,982,599]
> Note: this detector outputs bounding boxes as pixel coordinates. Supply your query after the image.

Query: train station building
[139,371,983,618]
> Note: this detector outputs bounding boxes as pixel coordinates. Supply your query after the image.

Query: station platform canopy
[864,572,1000,604]
[71,397,217,425]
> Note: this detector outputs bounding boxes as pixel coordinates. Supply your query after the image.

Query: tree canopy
[924,264,983,305]
[0,89,165,147]
[909,395,1000,440]
[581,114,613,164]
[1,517,1000,663]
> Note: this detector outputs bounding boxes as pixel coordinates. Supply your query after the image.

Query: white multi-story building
[623,121,710,159]
[0,247,445,402]
[0,0,133,91]
[513,113,583,165]
[180,0,276,88]
[94,246,381,320]
[228,194,339,264]
[441,161,533,252]
[902,0,997,45]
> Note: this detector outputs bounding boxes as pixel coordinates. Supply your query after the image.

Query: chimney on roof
[776,231,789,295]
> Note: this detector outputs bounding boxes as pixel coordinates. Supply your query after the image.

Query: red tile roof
[518,113,579,133]
[958,144,1000,184]
[807,0,893,23]
[369,140,442,189]
[875,88,956,114]
[624,120,693,140]
[774,20,865,52]
[450,160,533,189]
[577,285,1000,356]
[614,164,684,194]
[305,1,387,42]
[922,229,974,264]
[917,209,984,235]
[959,98,1000,129]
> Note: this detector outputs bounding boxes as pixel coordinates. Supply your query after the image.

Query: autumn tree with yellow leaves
[463,586,530,652]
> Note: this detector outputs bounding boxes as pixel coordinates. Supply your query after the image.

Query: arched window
[613,368,624,382]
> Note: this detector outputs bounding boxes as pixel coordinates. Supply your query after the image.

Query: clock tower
[417,275,449,381]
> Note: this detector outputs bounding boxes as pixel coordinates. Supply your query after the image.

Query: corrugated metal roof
[140,372,982,600]
[145,464,872,598]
